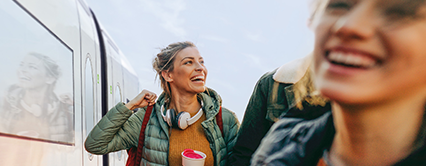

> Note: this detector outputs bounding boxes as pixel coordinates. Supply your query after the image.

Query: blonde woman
[85,41,239,166]
[252,0,426,165]
[229,1,328,165]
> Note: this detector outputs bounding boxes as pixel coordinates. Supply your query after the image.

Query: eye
[29,64,38,70]
[200,60,204,64]
[184,60,192,65]
[384,7,418,21]
[326,0,353,13]
[382,0,426,22]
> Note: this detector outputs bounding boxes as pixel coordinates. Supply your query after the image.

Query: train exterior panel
[0,0,138,165]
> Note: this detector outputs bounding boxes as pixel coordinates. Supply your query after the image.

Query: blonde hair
[292,0,329,109]
[293,65,328,109]
[152,41,196,99]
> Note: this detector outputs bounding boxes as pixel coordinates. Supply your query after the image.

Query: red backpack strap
[216,106,223,136]
[126,105,153,166]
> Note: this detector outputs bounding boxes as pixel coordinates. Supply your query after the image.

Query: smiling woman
[85,41,239,166]
[165,47,207,97]
[153,42,208,103]
[251,0,426,165]
[1,52,72,143]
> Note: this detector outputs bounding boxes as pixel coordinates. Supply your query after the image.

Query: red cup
[181,149,206,166]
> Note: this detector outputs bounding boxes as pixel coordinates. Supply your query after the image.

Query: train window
[84,57,95,161]
[0,1,74,145]
[84,58,95,137]
[113,85,124,160]
[114,85,122,104]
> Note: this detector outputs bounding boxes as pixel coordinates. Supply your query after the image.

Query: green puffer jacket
[84,88,239,166]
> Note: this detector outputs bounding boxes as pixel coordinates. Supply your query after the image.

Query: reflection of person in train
[85,41,240,165]
[252,0,426,165]
[1,52,73,143]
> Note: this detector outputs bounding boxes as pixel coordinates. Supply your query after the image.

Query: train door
[122,68,139,111]
[78,0,101,165]
[112,62,126,166]
[103,33,127,166]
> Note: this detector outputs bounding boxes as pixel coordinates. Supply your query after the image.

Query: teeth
[344,54,355,65]
[336,53,345,62]
[19,76,30,81]
[191,76,204,81]
[328,52,376,68]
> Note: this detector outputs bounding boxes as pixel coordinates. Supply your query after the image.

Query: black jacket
[251,111,426,166]
[228,69,329,166]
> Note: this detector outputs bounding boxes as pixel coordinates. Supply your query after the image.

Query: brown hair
[152,41,196,99]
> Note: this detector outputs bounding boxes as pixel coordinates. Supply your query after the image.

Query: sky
[85,0,315,122]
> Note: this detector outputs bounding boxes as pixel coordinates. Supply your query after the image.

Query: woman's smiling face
[165,47,207,95]
[313,0,426,105]
[17,55,54,90]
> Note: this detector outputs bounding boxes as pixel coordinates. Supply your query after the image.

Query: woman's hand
[125,89,157,110]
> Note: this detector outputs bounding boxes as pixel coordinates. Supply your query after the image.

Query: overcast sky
[85,0,315,121]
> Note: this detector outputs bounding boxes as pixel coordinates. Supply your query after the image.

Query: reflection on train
[0,0,138,165]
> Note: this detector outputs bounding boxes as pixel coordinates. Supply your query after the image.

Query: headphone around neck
[161,101,204,130]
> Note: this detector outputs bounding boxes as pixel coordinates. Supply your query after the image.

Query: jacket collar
[272,54,312,114]
[153,87,223,137]
[155,87,221,119]
[273,54,312,84]
[198,88,222,120]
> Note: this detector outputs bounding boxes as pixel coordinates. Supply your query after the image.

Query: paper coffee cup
[181,150,206,166]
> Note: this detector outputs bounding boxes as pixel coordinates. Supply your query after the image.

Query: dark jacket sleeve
[251,112,334,166]
[250,117,305,166]
[228,70,286,166]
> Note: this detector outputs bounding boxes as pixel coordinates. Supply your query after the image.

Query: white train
[0,0,139,165]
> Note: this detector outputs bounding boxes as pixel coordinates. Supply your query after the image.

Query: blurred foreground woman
[252,0,426,165]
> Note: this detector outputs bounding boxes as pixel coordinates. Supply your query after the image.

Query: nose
[194,61,205,72]
[332,4,377,41]
[18,65,28,73]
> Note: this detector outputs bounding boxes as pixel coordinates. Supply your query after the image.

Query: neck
[329,96,425,166]
[23,86,48,105]
[169,92,201,115]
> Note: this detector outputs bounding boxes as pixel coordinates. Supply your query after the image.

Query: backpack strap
[126,105,153,166]
[216,106,223,136]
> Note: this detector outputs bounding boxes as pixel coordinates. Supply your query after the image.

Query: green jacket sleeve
[222,107,240,161]
[84,102,147,155]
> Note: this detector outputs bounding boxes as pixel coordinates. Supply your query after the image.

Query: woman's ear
[161,71,173,82]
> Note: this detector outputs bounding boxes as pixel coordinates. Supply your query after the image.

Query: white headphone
[161,101,204,130]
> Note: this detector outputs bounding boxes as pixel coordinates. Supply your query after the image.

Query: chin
[199,87,206,93]
[316,80,356,104]
[316,77,365,105]
[320,87,377,107]
[193,86,206,94]
[321,88,352,104]
[18,83,30,89]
